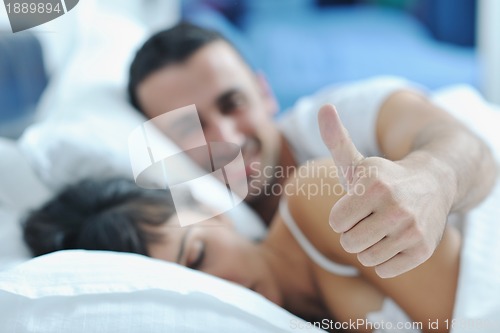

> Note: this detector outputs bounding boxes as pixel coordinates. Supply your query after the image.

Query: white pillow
[0,209,31,271]
[0,250,323,333]
[18,0,266,239]
[19,109,266,240]
[33,0,179,77]
[0,138,52,271]
[0,138,51,211]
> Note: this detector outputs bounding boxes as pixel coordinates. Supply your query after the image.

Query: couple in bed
[24,23,496,332]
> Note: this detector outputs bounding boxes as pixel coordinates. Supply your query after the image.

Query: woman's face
[147,211,283,306]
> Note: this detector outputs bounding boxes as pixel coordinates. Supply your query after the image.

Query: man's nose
[206,117,244,145]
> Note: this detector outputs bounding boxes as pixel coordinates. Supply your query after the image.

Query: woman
[23,159,459,333]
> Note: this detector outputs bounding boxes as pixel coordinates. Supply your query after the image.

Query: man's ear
[255,72,279,116]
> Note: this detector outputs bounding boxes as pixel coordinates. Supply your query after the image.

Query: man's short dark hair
[23,178,180,257]
[128,22,225,112]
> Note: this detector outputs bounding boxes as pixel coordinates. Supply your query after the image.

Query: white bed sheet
[450,180,500,333]
[431,86,500,333]
[2,85,499,332]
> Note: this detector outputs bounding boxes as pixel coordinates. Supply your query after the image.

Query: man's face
[137,41,281,200]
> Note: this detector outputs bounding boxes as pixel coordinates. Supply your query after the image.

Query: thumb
[318,104,364,189]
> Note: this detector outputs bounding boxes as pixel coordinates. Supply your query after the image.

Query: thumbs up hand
[318,104,449,278]
[317,104,365,191]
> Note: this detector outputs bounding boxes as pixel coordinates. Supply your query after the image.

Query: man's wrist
[400,150,458,213]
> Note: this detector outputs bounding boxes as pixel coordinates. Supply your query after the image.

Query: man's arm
[317,96,496,278]
[376,90,496,212]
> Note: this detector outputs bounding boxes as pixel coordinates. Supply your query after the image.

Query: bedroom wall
[184,0,480,110]
[0,0,180,138]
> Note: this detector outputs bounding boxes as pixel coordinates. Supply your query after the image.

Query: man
[128,23,496,278]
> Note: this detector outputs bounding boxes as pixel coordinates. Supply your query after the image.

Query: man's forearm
[410,121,497,213]
[378,91,497,214]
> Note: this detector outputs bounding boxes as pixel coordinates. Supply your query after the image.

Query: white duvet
[1,85,499,333]
[431,86,500,333]
[451,180,500,333]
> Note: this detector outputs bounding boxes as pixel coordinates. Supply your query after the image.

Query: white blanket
[4,84,500,332]
[432,86,500,333]
[451,180,500,333]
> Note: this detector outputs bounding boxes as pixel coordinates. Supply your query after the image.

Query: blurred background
[0,0,499,139]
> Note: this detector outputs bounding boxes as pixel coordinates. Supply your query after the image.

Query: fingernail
[329,222,339,233]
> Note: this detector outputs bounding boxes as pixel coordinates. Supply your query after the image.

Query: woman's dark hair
[128,22,225,112]
[23,178,181,257]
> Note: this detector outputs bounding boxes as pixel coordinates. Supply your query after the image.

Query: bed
[1,0,500,332]
[1,84,499,333]
[0,136,322,333]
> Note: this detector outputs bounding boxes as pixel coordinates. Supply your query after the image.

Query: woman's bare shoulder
[285,158,353,265]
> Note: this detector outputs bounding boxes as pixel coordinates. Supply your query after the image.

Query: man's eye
[221,97,245,115]
[187,242,205,270]
[221,103,237,115]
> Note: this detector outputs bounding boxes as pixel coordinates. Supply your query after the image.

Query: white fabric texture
[0,250,324,333]
[33,0,179,77]
[20,0,181,187]
[366,298,420,333]
[0,209,31,271]
[278,76,425,165]
[0,138,51,211]
[450,180,500,333]
[430,86,500,333]
[0,138,51,271]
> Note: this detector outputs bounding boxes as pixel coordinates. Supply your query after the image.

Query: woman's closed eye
[187,240,206,270]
